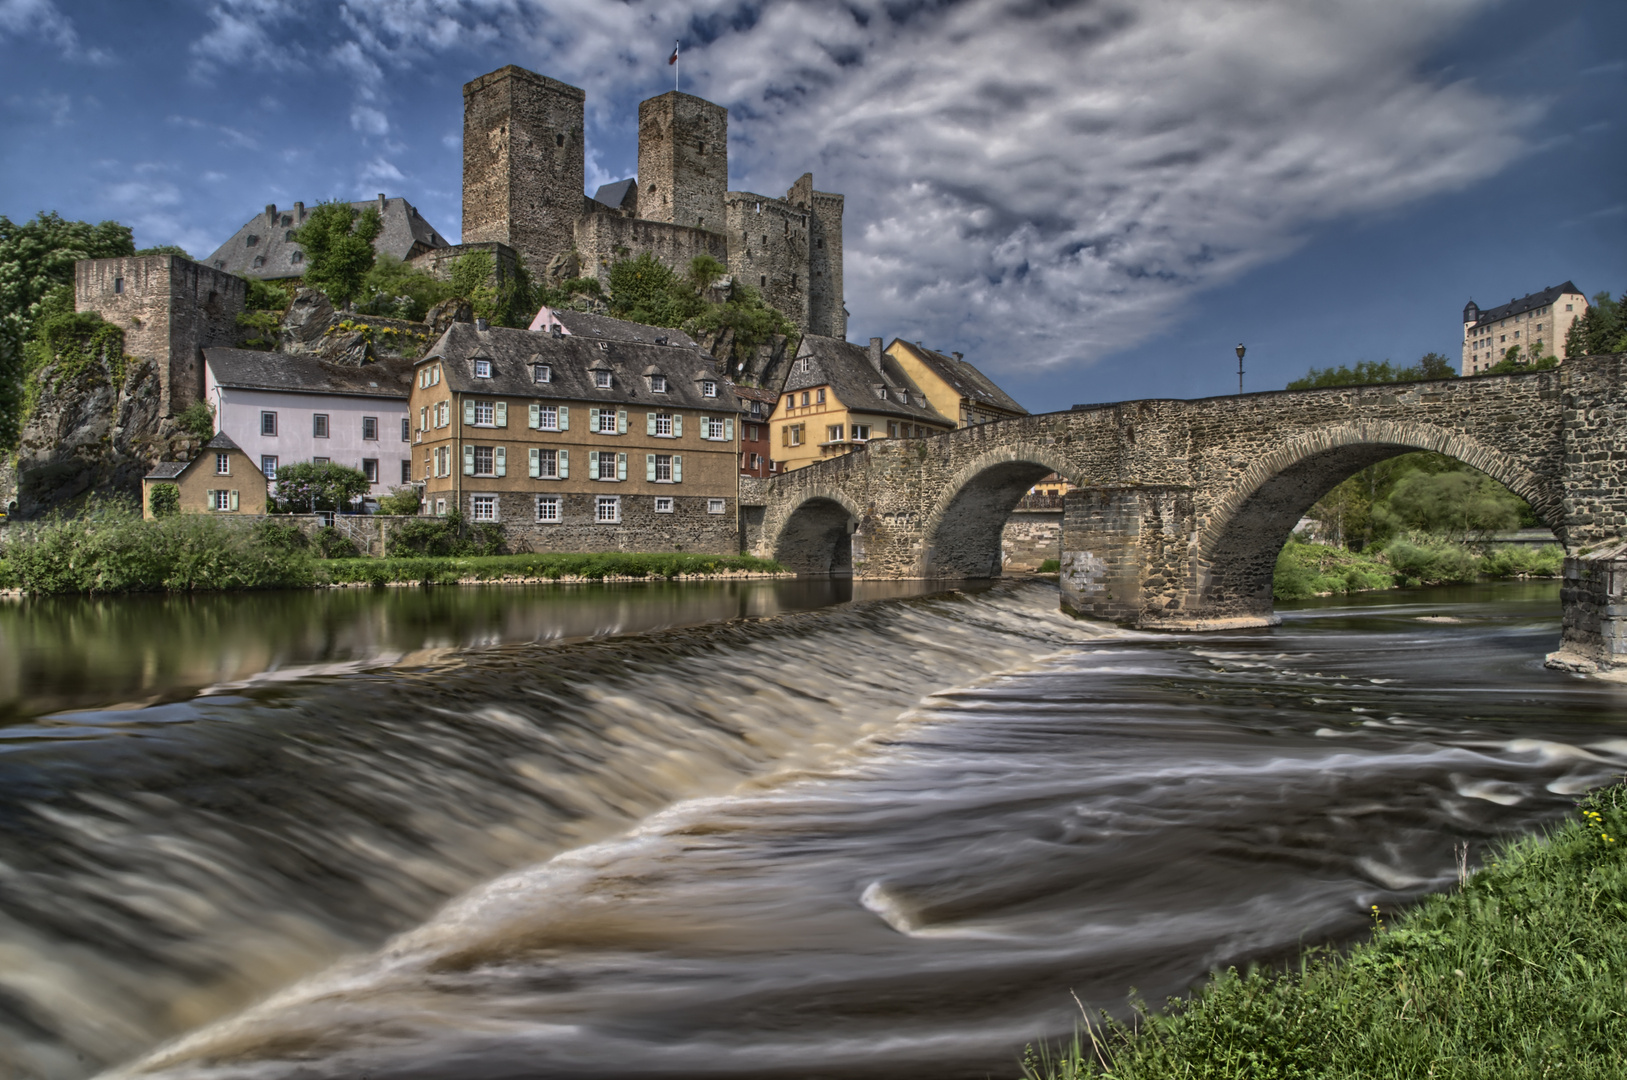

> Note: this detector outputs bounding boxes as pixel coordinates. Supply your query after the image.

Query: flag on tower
[668,41,679,65]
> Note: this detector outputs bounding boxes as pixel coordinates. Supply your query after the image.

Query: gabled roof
[204,430,242,451]
[1468,282,1585,328]
[422,323,743,413]
[887,340,1028,416]
[204,349,414,399]
[783,335,951,426]
[204,197,450,280]
[593,179,637,211]
[144,461,188,480]
[529,306,700,349]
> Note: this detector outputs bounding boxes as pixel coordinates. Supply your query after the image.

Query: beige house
[768,336,953,472]
[142,432,267,519]
[1462,282,1588,375]
[884,340,1028,426]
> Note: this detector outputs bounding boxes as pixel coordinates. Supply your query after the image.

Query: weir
[745,353,1627,671]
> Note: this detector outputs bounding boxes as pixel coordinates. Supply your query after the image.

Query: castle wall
[462,66,585,275]
[573,211,728,288]
[637,92,728,234]
[406,241,519,285]
[808,191,845,338]
[76,255,246,416]
[725,193,810,329]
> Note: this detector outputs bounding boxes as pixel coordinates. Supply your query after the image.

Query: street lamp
[1234,343,1246,395]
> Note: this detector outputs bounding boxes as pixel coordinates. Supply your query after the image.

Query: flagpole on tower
[671,40,680,93]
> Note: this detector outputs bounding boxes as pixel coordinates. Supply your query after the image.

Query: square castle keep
[459,65,847,340]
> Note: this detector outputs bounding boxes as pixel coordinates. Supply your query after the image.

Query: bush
[1480,544,1564,579]
[355,254,454,322]
[1273,538,1397,599]
[271,461,371,513]
[251,519,308,551]
[384,509,503,557]
[1382,537,1481,586]
[320,551,786,585]
[175,400,215,441]
[147,483,179,518]
[312,526,358,559]
[1037,558,1061,573]
[376,485,424,515]
[294,201,382,307]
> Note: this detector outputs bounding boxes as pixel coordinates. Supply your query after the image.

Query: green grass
[1274,538,1564,600]
[1022,779,1627,1080]
[1037,558,1061,574]
[318,551,786,586]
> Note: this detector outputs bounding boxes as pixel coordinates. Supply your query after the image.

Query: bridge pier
[1546,547,1627,674]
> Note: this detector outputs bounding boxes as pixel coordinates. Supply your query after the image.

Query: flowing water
[1,579,1623,1080]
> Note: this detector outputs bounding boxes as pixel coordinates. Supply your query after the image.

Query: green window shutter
[673,413,682,437]
[559,406,569,431]
[463,400,475,425]
[495,446,506,477]
[724,418,734,442]
[529,403,540,429]
[589,407,600,432]
[229,490,239,511]
[699,415,710,440]
[495,402,507,427]
[529,448,540,478]
[463,445,475,475]
[673,455,682,483]
[647,412,656,435]
[617,452,627,481]
[205,489,216,510]
[618,409,628,434]
[559,449,569,478]
[646,454,656,482]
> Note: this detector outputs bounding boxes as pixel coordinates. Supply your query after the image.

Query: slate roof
[593,179,637,211]
[782,335,952,426]
[204,431,242,451]
[423,323,744,413]
[530,306,701,349]
[144,461,188,480]
[204,349,415,399]
[887,340,1028,416]
[1466,282,1585,329]
[204,197,450,280]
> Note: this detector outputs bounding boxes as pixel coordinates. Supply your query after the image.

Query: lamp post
[1235,343,1246,395]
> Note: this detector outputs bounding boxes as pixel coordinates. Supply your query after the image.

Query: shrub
[1037,558,1061,573]
[1480,544,1564,579]
[147,483,180,518]
[312,526,358,559]
[294,201,382,307]
[1382,537,1481,586]
[376,485,424,515]
[176,400,215,441]
[384,509,504,557]
[271,461,370,513]
[251,519,308,550]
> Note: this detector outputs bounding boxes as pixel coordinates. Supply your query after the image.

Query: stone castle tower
[459,64,845,340]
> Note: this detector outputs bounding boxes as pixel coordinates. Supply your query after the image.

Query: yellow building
[1461,282,1588,375]
[769,335,953,471]
[884,339,1028,426]
[142,432,268,518]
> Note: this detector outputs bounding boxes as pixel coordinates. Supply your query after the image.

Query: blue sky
[1,0,1622,411]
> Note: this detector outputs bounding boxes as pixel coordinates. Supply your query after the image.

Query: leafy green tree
[0,212,135,450]
[608,252,705,326]
[176,401,215,440]
[1564,291,1625,358]
[134,245,191,258]
[1286,353,1458,390]
[1483,343,1559,375]
[603,254,795,362]
[1377,470,1525,545]
[376,485,424,515]
[147,483,180,518]
[270,461,370,513]
[356,254,453,322]
[293,201,381,308]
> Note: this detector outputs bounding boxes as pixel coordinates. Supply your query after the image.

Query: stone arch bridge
[742,354,1627,671]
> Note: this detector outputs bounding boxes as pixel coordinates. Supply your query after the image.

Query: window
[786,423,804,447]
[401,417,410,441]
[596,408,619,434]
[474,400,494,425]
[797,357,811,374]
[260,411,278,436]
[471,495,497,522]
[535,405,559,431]
[702,380,717,397]
[474,359,492,378]
[435,498,447,516]
[761,275,766,287]
[400,459,412,484]
[708,499,726,515]
[655,496,674,513]
[653,454,673,481]
[363,416,378,440]
[596,496,620,523]
[246,234,259,247]
[262,455,278,479]
[313,414,329,438]
[851,424,870,442]
[888,421,899,438]
[213,490,233,511]
[536,495,561,522]
[556,133,565,147]
[313,456,330,465]
[828,424,844,443]
[750,400,764,417]
[650,374,667,393]
[473,446,495,476]
[113,276,124,294]
[285,230,296,241]
[290,250,304,264]
[816,389,826,404]
[531,448,559,478]
[594,449,621,480]
[1567,303,1574,312]
[216,452,231,475]
[595,370,613,388]
[363,459,378,484]
[747,424,759,441]
[705,416,727,441]
[252,256,266,268]
[749,453,761,470]
[533,363,551,383]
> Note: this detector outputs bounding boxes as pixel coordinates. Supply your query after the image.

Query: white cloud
[350,105,390,135]
[166,114,259,149]
[360,156,406,187]
[0,0,110,62]
[189,0,304,78]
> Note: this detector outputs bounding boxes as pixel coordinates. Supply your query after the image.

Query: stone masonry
[637,92,728,235]
[741,354,1627,668]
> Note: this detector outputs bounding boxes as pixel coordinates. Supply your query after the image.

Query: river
[0,579,1621,1079]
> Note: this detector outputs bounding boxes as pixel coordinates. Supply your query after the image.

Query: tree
[135,244,191,258]
[270,461,371,513]
[1378,469,1524,545]
[1565,291,1625,358]
[376,485,424,515]
[293,201,381,308]
[148,483,180,517]
[1286,353,1458,390]
[1483,343,1559,375]
[356,254,453,322]
[0,212,135,450]
[604,254,796,362]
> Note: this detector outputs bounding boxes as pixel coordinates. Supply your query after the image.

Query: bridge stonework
[745,354,1627,670]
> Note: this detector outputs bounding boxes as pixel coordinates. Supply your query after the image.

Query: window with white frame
[473,446,495,476]
[533,448,558,478]
[653,453,673,482]
[654,412,673,436]
[748,453,761,470]
[474,358,492,378]
[706,416,726,440]
[815,389,825,404]
[708,498,726,514]
[261,455,278,479]
[215,452,231,475]
[435,498,446,516]
[596,408,619,434]
[594,369,613,388]
[313,456,330,465]
[363,416,378,441]
[595,450,619,480]
[702,380,717,397]
[313,413,329,438]
[827,424,844,443]
[536,495,561,522]
[363,458,378,483]
[851,424,870,442]
[437,401,449,427]
[533,363,551,383]
[535,404,559,431]
[650,374,667,393]
[261,411,277,436]
[474,400,494,425]
[213,490,233,511]
[596,495,620,523]
[654,496,674,513]
[471,495,497,521]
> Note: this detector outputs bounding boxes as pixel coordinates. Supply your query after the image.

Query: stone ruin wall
[725,193,810,329]
[636,92,728,235]
[573,212,728,291]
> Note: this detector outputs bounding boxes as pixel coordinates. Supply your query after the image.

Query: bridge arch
[918,442,1076,577]
[768,486,865,576]
[1195,421,1564,622]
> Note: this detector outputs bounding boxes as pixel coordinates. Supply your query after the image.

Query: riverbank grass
[1274,535,1563,599]
[1023,779,1627,1079]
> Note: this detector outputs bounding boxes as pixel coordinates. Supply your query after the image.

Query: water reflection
[0,579,970,724]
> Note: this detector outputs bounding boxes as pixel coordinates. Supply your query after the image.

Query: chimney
[952,351,963,362]
[293,201,304,220]
[377,193,387,216]
[868,337,883,372]
[475,317,490,331]
[265,203,277,223]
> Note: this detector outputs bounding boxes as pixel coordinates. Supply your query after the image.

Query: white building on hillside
[1461,282,1588,375]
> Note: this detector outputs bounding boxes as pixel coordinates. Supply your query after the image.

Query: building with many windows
[1461,282,1589,375]
[883,340,1028,427]
[204,350,414,503]
[411,322,743,552]
[732,385,780,477]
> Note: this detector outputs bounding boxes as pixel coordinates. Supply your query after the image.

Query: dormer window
[702,380,717,398]
[246,234,259,247]
[533,363,551,383]
[474,358,492,378]
[650,374,667,393]
[290,250,304,264]
[595,370,613,389]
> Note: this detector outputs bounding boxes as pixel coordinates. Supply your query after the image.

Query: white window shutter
[229,490,239,511]
[673,413,682,437]
[558,449,569,478]
[529,447,540,478]
[725,418,734,441]
[559,406,569,431]
[529,403,539,429]
[495,401,507,427]
[495,446,506,477]
[463,445,475,474]
[647,412,656,435]
[589,407,600,431]
[463,400,475,425]
[699,415,710,440]
[206,489,216,510]
[617,452,627,481]
[646,454,656,481]
[618,409,628,434]
[673,455,682,483]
